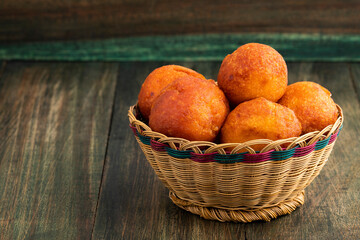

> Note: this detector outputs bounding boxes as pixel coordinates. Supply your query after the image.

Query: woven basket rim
[128,103,343,155]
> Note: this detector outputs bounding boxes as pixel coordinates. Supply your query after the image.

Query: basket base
[169,191,305,223]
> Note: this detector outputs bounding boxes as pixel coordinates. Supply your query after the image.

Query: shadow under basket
[128,104,343,223]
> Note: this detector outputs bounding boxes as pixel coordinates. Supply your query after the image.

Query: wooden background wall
[1,0,360,42]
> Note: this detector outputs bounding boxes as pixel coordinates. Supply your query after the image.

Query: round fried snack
[217,43,288,106]
[149,76,229,141]
[278,81,338,134]
[138,65,205,119]
[220,97,302,151]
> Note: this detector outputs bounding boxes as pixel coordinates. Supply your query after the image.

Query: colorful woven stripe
[130,125,342,164]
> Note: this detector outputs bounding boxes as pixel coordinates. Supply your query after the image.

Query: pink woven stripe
[129,125,138,135]
[130,125,340,162]
[293,142,316,157]
[243,150,274,163]
[190,152,216,163]
[329,131,338,144]
[150,139,168,152]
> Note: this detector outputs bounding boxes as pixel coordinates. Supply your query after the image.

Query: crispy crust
[149,76,229,141]
[278,81,338,134]
[138,65,205,119]
[220,97,302,151]
[217,43,288,106]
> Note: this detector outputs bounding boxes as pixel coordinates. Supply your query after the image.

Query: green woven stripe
[133,126,339,162]
[138,134,151,145]
[167,148,192,159]
[315,138,331,151]
[1,33,360,61]
[213,153,245,163]
[271,148,296,161]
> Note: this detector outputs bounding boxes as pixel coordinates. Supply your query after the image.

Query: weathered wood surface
[0,62,117,239]
[91,62,247,239]
[245,63,360,239]
[1,0,360,42]
[0,61,359,239]
[92,62,359,239]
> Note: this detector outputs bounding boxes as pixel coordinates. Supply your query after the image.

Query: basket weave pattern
[128,104,343,222]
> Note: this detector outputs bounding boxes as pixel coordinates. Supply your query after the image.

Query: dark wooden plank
[1,0,360,42]
[94,61,359,239]
[0,61,6,76]
[92,61,247,239]
[0,62,117,239]
[2,34,360,62]
[350,63,360,104]
[245,63,360,239]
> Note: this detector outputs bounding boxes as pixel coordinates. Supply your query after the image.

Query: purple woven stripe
[190,152,216,163]
[293,142,316,157]
[129,125,138,136]
[150,139,168,152]
[243,150,274,163]
[329,131,338,144]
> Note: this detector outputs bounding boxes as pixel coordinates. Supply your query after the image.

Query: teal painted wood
[1,33,360,61]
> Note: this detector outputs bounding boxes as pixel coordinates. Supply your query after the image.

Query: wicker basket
[128,104,343,222]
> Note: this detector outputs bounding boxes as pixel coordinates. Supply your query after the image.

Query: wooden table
[0,61,359,239]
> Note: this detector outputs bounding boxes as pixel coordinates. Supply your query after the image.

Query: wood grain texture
[2,34,360,62]
[91,61,246,240]
[1,0,360,42]
[0,61,358,239]
[93,62,359,239]
[350,63,360,104]
[245,63,360,239]
[0,62,117,239]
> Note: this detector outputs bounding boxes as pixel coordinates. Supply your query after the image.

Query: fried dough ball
[278,81,338,134]
[138,65,205,119]
[220,97,302,151]
[217,43,288,106]
[149,76,229,141]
